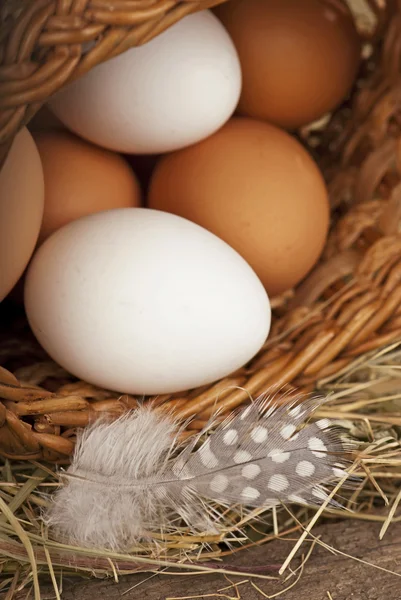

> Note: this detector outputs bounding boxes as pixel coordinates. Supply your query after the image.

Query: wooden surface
[36,517,401,600]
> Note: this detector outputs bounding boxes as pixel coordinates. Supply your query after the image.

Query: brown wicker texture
[1,0,401,461]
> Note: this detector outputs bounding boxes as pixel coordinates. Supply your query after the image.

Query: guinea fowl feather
[45,393,354,551]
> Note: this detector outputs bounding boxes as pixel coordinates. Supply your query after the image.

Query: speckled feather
[45,393,353,550]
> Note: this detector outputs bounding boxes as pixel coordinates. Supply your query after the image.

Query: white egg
[48,11,241,154]
[24,208,270,395]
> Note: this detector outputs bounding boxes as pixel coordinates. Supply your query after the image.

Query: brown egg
[33,131,142,243]
[215,0,361,129]
[148,117,330,297]
[0,128,44,302]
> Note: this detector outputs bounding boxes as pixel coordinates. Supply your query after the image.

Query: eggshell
[33,131,142,242]
[24,208,270,395]
[148,117,330,297]
[0,128,44,301]
[49,11,242,154]
[215,0,361,129]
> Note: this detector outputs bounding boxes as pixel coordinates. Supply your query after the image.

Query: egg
[24,208,270,395]
[33,131,142,243]
[0,128,44,301]
[48,11,242,154]
[148,117,329,297]
[215,0,361,129]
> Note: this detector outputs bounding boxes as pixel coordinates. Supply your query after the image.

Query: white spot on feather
[268,449,290,463]
[223,429,238,446]
[199,439,218,468]
[265,497,280,506]
[333,467,347,478]
[289,405,303,417]
[308,437,327,457]
[240,405,252,420]
[288,494,307,505]
[316,419,331,430]
[268,474,289,492]
[312,487,328,501]
[280,424,296,440]
[296,460,315,477]
[242,464,261,479]
[172,457,191,479]
[210,474,229,493]
[234,450,252,464]
[242,486,260,500]
[251,426,268,443]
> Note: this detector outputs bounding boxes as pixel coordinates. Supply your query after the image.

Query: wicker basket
[0,0,401,464]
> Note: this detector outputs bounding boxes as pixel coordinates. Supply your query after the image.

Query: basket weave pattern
[1,0,401,461]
